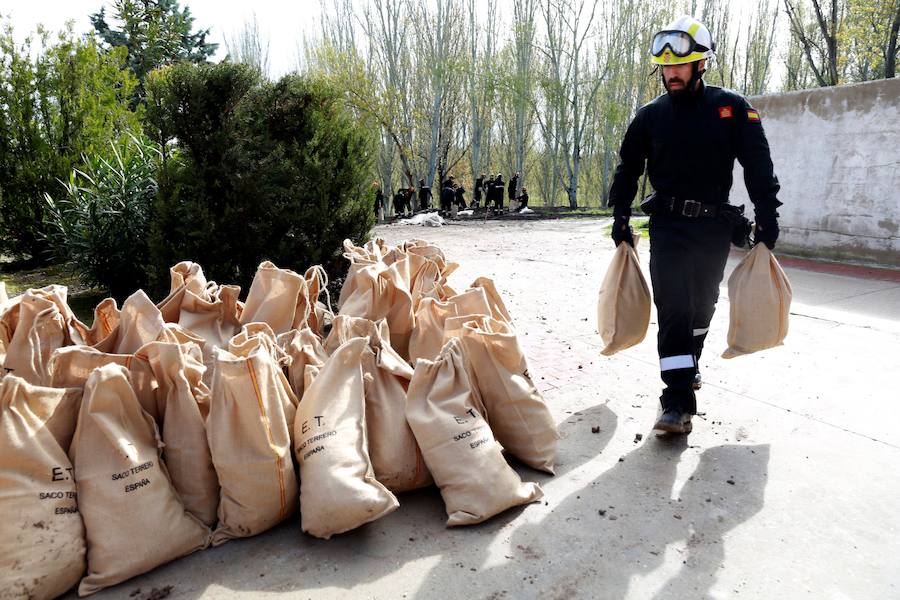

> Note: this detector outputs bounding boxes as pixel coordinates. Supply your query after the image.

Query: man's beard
[664,77,688,97]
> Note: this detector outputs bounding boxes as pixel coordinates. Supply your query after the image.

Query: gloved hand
[754,211,779,250]
[611,204,634,247]
[611,215,634,247]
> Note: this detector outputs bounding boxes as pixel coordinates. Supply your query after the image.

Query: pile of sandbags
[0,239,556,597]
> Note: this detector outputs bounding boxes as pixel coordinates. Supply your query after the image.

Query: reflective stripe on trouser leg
[650,214,731,414]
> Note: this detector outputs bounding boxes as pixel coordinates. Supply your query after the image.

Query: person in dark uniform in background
[491,173,505,213]
[405,186,415,215]
[454,185,467,210]
[418,178,433,211]
[508,171,520,205]
[393,187,407,217]
[516,187,529,211]
[373,181,384,218]
[607,15,781,435]
[474,173,485,208]
[440,177,455,214]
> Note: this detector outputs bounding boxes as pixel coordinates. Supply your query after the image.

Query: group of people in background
[373,171,529,219]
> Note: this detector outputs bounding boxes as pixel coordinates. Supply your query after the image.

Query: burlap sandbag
[723,244,792,358]
[1,287,70,385]
[596,235,651,356]
[48,346,160,424]
[109,290,169,355]
[0,282,8,367]
[0,376,85,600]
[71,298,121,349]
[409,298,458,364]
[406,338,543,526]
[470,277,513,325]
[339,261,415,360]
[447,287,491,319]
[240,261,311,335]
[305,266,334,338]
[228,324,297,428]
[156,261,208,323]
[143,341,218,526]
[208,334,298,545]
[460,318,559,473]
[441,314,491,420]
[338,240,383,309]
[324,316,431,492]
[295,337,399,539]
[277,327,328,399]
[71,364,209,596]
[177,283,242,352]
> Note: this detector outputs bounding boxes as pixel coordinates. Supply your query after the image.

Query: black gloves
[611,204,634,247]
[754,211,779,250]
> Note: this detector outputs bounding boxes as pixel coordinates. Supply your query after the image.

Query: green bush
[0,21,139,262]
[148,62,375,292]
[43,133,160,299]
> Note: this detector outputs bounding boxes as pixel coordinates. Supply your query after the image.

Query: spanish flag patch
[747,109,761,121]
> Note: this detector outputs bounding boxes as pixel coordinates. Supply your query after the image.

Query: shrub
[148,62,375,292]
[43,133,160,299]
[0,21,139,262]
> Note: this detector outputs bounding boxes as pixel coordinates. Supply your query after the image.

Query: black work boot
[655,387,696,434]
[654,408,693,434]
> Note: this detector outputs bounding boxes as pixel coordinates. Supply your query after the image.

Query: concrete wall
[729,78,900,268]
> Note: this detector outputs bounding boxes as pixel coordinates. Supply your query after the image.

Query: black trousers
[649,212,732,414]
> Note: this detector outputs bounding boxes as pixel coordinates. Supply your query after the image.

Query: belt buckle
[682,199,701,217]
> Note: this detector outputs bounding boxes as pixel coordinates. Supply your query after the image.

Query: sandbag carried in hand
[208,331,298,545]
[143,341,219,526]
[406,338,543,526]
[0,376,85,600]
[71,364,209,596]
[460,318,559,473]
[722,244,792,358]
[596,234,651,355]
[295,337,399,539]
[324,316,431,492]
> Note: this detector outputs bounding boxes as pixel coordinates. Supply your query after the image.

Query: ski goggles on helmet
[650,30,701,57]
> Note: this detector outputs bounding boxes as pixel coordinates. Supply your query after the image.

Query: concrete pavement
[76,218,900,600]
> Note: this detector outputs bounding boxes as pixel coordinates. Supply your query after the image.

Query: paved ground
[79,218,900,600]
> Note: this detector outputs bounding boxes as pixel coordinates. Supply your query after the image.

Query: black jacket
[608,82,780,217]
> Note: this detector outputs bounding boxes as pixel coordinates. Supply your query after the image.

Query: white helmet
[650,15,715,66]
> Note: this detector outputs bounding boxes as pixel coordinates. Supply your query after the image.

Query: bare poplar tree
[226,12,271,78]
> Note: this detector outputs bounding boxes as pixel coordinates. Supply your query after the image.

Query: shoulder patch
[747,109,761,122]
[718,106,733,119]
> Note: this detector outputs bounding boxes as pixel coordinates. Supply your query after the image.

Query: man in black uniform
[418,178,433,211]
[508,171,520,205]
[391,188,403,217]
[373,181,384,219]
[474,172,485,208]
[440,177,455,214]
[492,173,505,213]
[607,15,781,434]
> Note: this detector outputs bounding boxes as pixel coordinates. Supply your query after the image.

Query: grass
[602,216,650,239]
[1,262,104,324]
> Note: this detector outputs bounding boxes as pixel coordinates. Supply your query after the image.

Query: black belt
[660,195,722,218]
